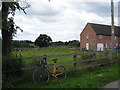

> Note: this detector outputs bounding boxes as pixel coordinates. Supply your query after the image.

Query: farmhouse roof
[88,23,120,36]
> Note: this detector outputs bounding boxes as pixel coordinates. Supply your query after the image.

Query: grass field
[12,47,89,67]
[12,47,117,68]
[13,47,83,57]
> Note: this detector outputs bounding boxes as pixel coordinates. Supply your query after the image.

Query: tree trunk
[2,2,12,56]
[2,30,12,56]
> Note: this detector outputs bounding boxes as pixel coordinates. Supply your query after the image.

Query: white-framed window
[86,35,89,39]
[110,43,112,47]
[99,35,102,39]
[106,43,107,48]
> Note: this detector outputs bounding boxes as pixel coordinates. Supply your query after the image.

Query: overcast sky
[13,0,119,42]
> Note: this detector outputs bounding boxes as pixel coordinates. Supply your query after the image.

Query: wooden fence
[21,51,119,71]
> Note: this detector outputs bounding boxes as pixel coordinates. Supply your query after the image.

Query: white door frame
[86,43,89,50]
[97,43,104,51]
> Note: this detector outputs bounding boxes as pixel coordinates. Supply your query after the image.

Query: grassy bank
[13,63,119,88]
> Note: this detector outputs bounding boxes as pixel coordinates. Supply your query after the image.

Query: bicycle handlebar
[37,59,58,66]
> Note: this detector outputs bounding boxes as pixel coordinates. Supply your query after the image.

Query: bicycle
[32,59,67,83]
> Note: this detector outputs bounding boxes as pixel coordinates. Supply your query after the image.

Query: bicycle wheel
[33,67,50,83]
[56,65,67,80]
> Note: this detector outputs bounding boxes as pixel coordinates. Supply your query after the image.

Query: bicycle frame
[47,62,62,77]
[33,59,66,83]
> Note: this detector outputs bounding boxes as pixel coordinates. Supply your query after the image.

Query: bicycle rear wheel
[56,65,67,80]
[33,67,50,83]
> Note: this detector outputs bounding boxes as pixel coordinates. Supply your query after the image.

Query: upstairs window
[99,35,102,39]
[86,35,89,39]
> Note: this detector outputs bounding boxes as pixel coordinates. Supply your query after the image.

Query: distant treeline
[51,40,80,47]
[12,40,80,48]
[11,40,34,48]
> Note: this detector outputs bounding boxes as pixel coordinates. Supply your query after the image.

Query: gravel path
[101,79,120,89]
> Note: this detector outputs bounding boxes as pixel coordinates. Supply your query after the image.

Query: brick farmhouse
[80,23,120,51]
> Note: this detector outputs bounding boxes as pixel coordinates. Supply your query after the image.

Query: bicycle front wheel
[57,65,67,80]
[33,67,50,83]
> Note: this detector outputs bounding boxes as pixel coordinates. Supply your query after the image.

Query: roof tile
[88,23,120,36]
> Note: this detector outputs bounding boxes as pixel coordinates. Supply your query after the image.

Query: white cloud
[13,0,119,42]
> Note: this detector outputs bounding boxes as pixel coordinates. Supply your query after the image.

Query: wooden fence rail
[21,51,118,61]
[21,51,119,71]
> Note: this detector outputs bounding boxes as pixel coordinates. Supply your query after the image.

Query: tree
[35,34,52,47]
[1,2,30,56]
[68,40,80,47]
[11,40,33,48]
[51,41,65,46]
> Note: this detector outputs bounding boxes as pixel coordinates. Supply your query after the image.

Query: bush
[81,53,96,60]
[2,55,23,78]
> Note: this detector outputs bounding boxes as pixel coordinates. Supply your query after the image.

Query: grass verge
[11,63,119,88]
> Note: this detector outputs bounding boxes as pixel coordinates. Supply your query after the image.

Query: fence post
[73,55,77,72]
[115,51,118,62]
[43,54,47,62]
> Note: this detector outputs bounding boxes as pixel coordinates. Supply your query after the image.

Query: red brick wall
[118,37,120,46]
[96,35,111,49]
[96,35,120,49]
[80,24,96,50]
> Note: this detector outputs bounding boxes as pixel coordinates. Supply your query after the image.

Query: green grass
[13,47,83,58]
[12,47,88,67]
[12,63,119,88]
[12,47,117,67]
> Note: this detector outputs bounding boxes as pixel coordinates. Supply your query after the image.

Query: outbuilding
[80,23,120,51]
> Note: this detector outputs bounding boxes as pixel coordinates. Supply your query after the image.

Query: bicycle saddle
[53,59,58,63]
